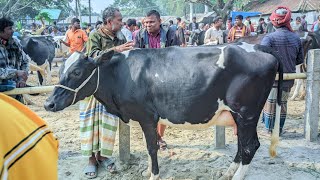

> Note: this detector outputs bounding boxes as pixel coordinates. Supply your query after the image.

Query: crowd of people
[0,4,319,179]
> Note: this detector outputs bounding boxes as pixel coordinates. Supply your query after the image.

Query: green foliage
[16,21,22,31]
[35,12,53,23]
[82,22,88,27]
[0,0,72,20]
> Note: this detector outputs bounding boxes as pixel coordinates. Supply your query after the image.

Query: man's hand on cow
[16,70,28,82]
[114,41,134,52]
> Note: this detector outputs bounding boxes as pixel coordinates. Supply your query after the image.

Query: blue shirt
[261,27,304,88]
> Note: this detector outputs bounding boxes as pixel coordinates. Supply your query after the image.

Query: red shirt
[148,31,160,49]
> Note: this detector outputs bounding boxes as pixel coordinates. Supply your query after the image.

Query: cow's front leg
[140,122,160,180]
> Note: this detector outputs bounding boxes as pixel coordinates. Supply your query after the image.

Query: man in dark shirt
[134,10,178,150]
[261,6,304,135]
[175,20,186,46]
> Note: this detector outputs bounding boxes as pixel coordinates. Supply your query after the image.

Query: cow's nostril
[44,101,55,111]
[48,103,55,109]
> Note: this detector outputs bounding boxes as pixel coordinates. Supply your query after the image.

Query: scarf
[270,6,293,32]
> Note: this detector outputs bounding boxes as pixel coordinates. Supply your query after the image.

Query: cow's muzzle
[44,101,58,112]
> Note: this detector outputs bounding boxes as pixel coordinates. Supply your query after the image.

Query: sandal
[83,164,98,179]
[158,139,168,151]
[98,158,117,174]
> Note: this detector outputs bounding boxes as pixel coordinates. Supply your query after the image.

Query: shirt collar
[147,30,160,37]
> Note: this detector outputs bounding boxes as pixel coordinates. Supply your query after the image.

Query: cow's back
[21,36,55,66]
[106,45,279,125]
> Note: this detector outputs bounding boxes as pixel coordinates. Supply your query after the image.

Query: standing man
[60,18,88,54]
[300,14,308,31]
[227,15,250,42]
[82,7,134,178]
[188,16,199,32]
[243,16,251,29]
[256,18,267,34]
[175,20,186,47]
[261,7,304,135]
[121,18,136,42]
[0,17,29,102]
[204,16,224,45]
[134,10,178,150]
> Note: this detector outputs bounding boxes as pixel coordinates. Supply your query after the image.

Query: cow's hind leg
[140,122,160,180]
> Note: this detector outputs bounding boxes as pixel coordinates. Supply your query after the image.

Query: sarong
[261,87,290,132]
[79,96,119,157]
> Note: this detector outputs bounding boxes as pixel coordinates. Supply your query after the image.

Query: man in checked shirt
[0,17,29,102]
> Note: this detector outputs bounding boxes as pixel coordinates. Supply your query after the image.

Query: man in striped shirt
[227,15,250,43]
[261,6,304,135]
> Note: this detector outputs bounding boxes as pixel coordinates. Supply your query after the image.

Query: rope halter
[55,67,100,105]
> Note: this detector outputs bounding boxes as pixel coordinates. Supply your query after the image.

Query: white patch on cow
[158,98,234,130]
[232,164,249,180]
[300,32,308,40]
[154,73,164,82]
[150,173,160,180]
[238,42,256,53]
[127,119,140,127]
[63,52,81,74]
[216,46,226,69]
[224,162,240,178]
[122,50,131,59]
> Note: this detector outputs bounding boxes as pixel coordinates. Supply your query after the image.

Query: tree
[0,0,72,20]
[184,0,255,22]
[113,0,161,17]
[184,0,235,22]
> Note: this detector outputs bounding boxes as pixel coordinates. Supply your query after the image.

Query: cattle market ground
[26,63,320,180]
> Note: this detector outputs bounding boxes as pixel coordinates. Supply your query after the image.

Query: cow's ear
[94,50,114,65]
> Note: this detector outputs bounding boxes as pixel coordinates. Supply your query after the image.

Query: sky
[89,0,114,13]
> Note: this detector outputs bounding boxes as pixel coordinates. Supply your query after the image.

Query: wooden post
[305,49,320,141]
[119,120,130,162]
[215,126,225,149]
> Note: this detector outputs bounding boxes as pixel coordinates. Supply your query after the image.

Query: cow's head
[44,50,114,112]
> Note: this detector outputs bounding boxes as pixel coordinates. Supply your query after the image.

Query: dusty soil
[26,64,320,180]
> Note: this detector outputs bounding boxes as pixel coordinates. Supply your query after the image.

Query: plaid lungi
[79,96,119,157]
[261,87,290,132]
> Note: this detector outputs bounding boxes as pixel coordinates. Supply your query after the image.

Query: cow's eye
[73,69,81,76]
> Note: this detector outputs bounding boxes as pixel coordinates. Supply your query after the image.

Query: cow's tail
[270,57,283,158]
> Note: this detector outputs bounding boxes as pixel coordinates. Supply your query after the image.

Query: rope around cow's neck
[55,67,100,105]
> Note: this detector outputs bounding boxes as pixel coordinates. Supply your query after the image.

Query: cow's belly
[159,99,235,130]
[126,99,235,130]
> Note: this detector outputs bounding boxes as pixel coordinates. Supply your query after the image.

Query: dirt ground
[26,64,320,180]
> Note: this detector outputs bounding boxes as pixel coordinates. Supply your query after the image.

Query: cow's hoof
[142,169,151,177]
[149,173,160,180]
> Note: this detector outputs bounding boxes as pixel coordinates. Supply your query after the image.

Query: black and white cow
[21,35,55,85]
[45,43,283,180]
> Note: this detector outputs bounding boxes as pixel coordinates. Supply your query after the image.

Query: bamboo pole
[0,73,308,96]
[276,73,307,80]
[1,86,55,95]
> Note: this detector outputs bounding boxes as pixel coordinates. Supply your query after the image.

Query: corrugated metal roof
[247,0,320,15]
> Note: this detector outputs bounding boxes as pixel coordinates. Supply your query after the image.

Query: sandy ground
[25,64,320,180]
